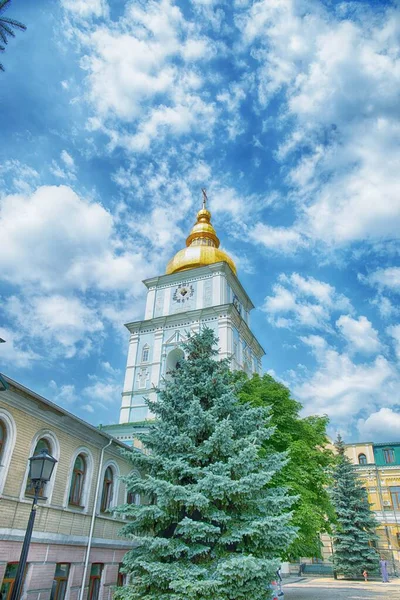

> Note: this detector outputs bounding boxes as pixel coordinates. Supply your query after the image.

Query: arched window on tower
[358,453,367,465]
[141,345,150,363]
[165,348,185,379]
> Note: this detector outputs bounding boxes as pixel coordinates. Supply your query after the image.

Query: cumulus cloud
[336,315,381,355]
[239,0,400,248]
[360,267,400,292]
[250,223,306,254]
[263,272,351,329]
[4,295,104,359]
[70,0,217,152]
[0,185,152,294]
[358,408,400,442]
[0,327,39,368]
[294,335,397,423]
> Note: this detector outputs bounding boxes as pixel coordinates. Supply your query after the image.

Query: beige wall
[0,380,136,600]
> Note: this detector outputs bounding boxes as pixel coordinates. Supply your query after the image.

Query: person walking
[363,569,368,582]
[380,557,389,583]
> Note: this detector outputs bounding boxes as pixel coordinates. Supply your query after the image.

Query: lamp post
[10,449,57,600]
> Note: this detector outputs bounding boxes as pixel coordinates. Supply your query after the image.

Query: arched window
[100,467,113,512]
[69,454,86,506]
[358,453,367,465]
[0,421,6,463]
[25,438,50,497]
[166,348,184,378]
[141,345,150,363]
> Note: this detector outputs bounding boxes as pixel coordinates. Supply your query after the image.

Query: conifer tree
[116,328,296,600]
[331,436,379,578]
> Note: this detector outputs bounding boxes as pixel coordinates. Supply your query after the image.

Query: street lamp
[10,449,57,600]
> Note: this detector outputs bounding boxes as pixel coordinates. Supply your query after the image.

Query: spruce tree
[116,328,296,600]
[331,436,379,578]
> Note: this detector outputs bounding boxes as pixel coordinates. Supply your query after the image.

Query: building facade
[344,441,400,572]
[0,377,137,600]
[104,201,265,443]
[315,441,400,574]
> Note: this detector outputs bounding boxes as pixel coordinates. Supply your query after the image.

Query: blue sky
[1,0,400,442]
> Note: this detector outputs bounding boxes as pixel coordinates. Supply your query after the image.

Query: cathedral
[103,195,264,444]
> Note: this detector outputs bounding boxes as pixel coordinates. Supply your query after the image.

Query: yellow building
[0,376,137,600]
[344,441,400,573]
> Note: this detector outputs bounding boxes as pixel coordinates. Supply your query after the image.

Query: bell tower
[102,195,265,444]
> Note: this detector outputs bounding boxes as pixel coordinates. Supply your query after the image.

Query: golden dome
[166,197,236,275]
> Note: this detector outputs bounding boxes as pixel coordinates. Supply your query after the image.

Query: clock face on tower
[173,283,194,303]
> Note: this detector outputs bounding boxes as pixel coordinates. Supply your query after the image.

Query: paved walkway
[283,577,400,599]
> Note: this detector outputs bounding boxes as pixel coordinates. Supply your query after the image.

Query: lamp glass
[29,449,57,482]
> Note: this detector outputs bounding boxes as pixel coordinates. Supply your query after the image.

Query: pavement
[282,577,400,599]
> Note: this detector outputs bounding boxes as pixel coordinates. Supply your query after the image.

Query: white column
[213,273,222,306]
[123,333,139,394]
[150,329,164,388]
[196,279,204,310]
[145,289,156,320]
[218,316,230,360]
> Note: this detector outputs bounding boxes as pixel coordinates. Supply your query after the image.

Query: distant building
[0,376,137,600]
[315,441,400,574]
[344,441,400,571]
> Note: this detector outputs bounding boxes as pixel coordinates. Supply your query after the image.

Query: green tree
[0,0,26,72]
[331,435,379,578]
[239,373,334,559]
[116,329,296,600]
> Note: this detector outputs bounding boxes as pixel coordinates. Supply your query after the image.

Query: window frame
[141,345,150,363]
[87,564,103,600]
[358,453,367,465]
[0,410,17,495]
[50,563,70,600]
[20,430,60,504]
[0,562,27,600]
[390,486,400,509]
[383,448,395,464]
[100,467,114,513]
[25,438,51,498]
[69,454,86,507]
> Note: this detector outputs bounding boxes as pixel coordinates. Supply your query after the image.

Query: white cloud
[60,150,75,170]
[0,185,153,294]
[240,1,400,248]
[49,380,78,404]
[294,336,397,423]
[263,273,351,329]
[358,408,400,442]
[61,0,108,19]
[360,267,400,292]
[74,0,216,152]
[387,324,400,361]
[336,315,381,354]
[250,223,305,254]
[0,327,39,368]
[83,379,120,404]
[5,295,104,358]
[82,403,95,413]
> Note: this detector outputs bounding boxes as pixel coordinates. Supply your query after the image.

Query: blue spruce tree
[331,436,379,578]
[116,328,296,600]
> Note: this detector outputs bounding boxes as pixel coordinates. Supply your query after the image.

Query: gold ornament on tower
[166,189,237,275]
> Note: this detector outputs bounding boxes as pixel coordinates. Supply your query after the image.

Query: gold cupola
[166,191,236,275]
